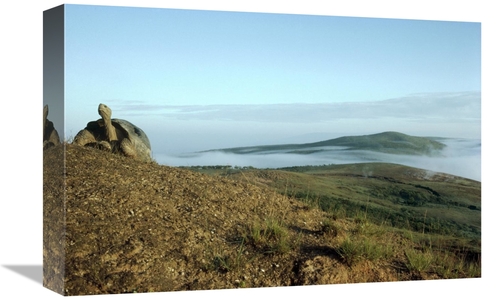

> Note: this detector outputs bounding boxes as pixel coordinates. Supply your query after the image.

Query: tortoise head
[98,103,112,121]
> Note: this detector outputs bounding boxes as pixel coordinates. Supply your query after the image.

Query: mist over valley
[156,132,481,181]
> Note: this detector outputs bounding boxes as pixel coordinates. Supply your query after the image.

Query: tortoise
[43,104,61,150]
[72,103,152,162]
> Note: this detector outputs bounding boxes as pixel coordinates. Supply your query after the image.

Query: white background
[0,1,497,299]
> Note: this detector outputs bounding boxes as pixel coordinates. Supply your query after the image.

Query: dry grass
[44,143,480,296]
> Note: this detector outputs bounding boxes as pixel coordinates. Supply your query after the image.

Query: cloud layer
[113,91,480,124]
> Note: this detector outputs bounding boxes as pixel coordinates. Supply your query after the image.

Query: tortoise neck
[104,118,118,141]
[43,106,48,129]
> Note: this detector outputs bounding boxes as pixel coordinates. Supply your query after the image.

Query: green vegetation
[267,163,479,239]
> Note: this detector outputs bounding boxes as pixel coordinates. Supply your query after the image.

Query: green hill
[309,131,446,155]
[205,131,446,156]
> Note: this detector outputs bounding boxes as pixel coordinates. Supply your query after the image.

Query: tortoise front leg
[119,138,137,159]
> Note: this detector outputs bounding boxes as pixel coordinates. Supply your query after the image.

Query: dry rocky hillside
[43,143,468,296]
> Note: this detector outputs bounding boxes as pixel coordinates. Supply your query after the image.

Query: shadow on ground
[3,265,42,285]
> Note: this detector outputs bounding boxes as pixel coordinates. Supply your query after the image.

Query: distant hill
[204,131,446,156]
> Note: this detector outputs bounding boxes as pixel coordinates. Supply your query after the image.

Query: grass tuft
[404,248,433,273]
[336,236,394,266]
[245,218,291,254]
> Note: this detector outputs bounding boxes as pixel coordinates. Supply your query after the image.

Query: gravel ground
[43,143,423,296]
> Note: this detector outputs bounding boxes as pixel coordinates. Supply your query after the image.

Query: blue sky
[63,4,481,157]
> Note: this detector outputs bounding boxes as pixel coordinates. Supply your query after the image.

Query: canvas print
[43,4,481,296]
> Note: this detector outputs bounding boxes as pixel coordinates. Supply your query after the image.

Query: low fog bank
[155,138,481,182]
[125,92,480,154]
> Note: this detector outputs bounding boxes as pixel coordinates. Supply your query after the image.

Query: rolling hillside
[44,143,481,296]
[186,162,481,240]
